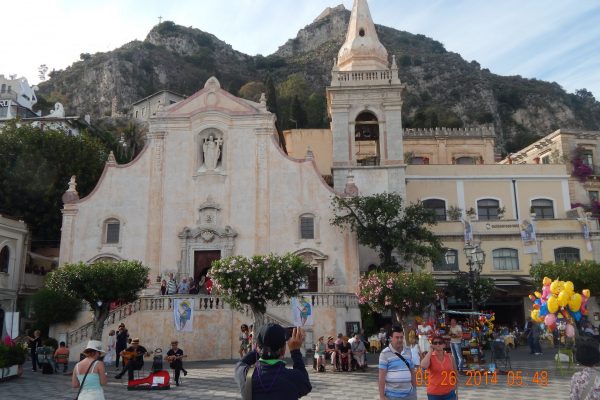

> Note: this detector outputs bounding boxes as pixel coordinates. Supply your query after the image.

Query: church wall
[65,151,153,264]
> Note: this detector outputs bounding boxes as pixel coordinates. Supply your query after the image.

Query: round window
[359,28,365,37]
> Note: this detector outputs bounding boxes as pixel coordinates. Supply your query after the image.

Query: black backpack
[42,362,54,374]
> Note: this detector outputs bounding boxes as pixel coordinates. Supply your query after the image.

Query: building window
[0,246,9,273]
[589,191,599,202]
[423,199,447,221]
[105,219,120,244]
[541,155,551,164]
[477,199,500,220]
[410,157,429,165]
[554,247,580,262]
[354,112,379,166]
[582,151,594,166]
[300,215,315,239]
[433,249,458,271]
[456,156,476,165]
[531,199,554,219]
[492,248,519,270]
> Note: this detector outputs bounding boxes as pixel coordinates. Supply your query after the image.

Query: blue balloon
[534,299,542,306]
[573,311,582,322]
[539,303,549,317]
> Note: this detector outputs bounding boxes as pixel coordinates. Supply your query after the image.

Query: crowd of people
[159,272,213,295]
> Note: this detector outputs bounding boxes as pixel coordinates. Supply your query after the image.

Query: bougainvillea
[358,270,436,324]
[571,146,594,182]
[210,254,312,333]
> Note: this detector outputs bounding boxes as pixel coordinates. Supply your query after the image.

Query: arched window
[531,199,554,219]
[0,246,9,273]
[492,248,519,270]
[477,199,500,220]
[299,215,315,240]
[433,249,458,271]
[554,247,580,262]
[423,199,447,221]
[354,112,379,166]
[456,156,476,165]
[104,219,120,244]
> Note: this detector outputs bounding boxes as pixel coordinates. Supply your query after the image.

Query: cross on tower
[158,16,163,24]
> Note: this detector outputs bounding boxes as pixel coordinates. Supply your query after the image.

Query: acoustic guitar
[166,354,187,363]
[121,349,152,366]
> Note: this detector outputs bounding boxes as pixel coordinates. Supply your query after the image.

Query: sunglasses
[432,341,444,345]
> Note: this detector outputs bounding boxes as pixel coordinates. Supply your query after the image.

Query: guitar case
[127,370,171,390]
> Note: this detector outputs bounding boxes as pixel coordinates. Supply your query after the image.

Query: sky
[2,0,600,99]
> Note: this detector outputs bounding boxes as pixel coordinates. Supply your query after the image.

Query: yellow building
[500,129,600,207]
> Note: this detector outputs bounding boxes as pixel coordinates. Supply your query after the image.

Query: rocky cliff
[37,6,600,153]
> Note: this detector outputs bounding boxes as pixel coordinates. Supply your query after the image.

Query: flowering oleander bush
[209,254,312,314]
[358,271,436,323]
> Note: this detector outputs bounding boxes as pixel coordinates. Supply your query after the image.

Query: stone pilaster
[254,128,271,254]
[145,131,167,278]
[58,207,78,265]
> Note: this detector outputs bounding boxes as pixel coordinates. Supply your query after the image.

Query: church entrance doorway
[194,250,220,283]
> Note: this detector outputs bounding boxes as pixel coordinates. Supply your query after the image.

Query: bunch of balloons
[478,312,495,333]
[529,277,591,337]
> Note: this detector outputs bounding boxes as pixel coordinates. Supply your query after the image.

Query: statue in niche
[202,135,223,170]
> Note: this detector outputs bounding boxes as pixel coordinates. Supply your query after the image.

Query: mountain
[37,6,600,153]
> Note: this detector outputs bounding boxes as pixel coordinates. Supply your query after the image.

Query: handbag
[74,360,96,400]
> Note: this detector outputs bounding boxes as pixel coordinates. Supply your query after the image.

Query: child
[54,341,70,373]
[408,330,421,367]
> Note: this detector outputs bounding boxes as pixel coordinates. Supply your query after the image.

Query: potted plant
[447,206,463,221]
[497,206,506,219]
[466,207,476,218]
[0,342,27,381]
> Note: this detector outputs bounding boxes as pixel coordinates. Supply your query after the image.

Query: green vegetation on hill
[37,11,600,154]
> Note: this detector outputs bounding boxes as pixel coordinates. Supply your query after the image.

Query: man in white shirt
[449,318,464,371]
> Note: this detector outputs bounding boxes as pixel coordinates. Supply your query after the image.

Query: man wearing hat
[234,324,312,399]
[115,338,149,381]
[165,340,187,386]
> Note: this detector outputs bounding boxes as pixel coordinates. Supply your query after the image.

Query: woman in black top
[27,330,42,371]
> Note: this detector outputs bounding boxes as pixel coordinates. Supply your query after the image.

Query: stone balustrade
[332,69,399,86]
[67,293,359,346]
[404,126,496,138]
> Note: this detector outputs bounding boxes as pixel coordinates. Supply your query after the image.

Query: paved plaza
[2,346,578,399]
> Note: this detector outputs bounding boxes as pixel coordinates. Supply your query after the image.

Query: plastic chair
[491,341,512,371]
[555,348,574,375]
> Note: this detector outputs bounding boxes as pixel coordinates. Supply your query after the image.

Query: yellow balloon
[550,280,561,295]
[556,281,565,293]
[583,289,591,298]
[569,293,582,311]
[534,291,542,298]
[564,281,574,295]
[531,309,542,322]
[558,291,570,307]
[547,296,559,313]
[543,277,552,286]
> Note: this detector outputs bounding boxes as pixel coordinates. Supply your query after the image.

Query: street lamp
[445,244,486,311]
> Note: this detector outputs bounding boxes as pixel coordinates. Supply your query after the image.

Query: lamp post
[445,244,486,311]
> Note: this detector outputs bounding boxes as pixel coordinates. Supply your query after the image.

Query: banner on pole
[519,219,538,254]
[173,298,194,332]
[463,219,473,243]
[4,312,19,340]
[291,296,313,327]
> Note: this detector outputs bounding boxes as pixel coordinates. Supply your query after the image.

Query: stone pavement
[1,345,577,399]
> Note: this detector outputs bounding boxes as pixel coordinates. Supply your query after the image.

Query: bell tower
[327,0,405,195]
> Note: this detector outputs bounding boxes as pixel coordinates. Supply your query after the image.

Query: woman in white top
[417,323,433,354]
[105,330,116,366]
[72,340,107,400]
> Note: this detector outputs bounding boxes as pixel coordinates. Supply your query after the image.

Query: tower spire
[337,0,389,71]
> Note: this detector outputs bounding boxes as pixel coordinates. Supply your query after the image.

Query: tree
[289,95,307,128]
[0,122,108,240]
[31,288,81,332]
[38,64,48,81]
[238,81,265,102]
[530,260,600,295]
[45,260,149,340]
[358,270,436,326]
[446,274,495,308]
[331,193,443,270]
[264,75,279,123]
[209,254,312,335]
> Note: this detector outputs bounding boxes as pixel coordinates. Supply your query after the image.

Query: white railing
[332,70,398,86]
[67,293,358,346]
